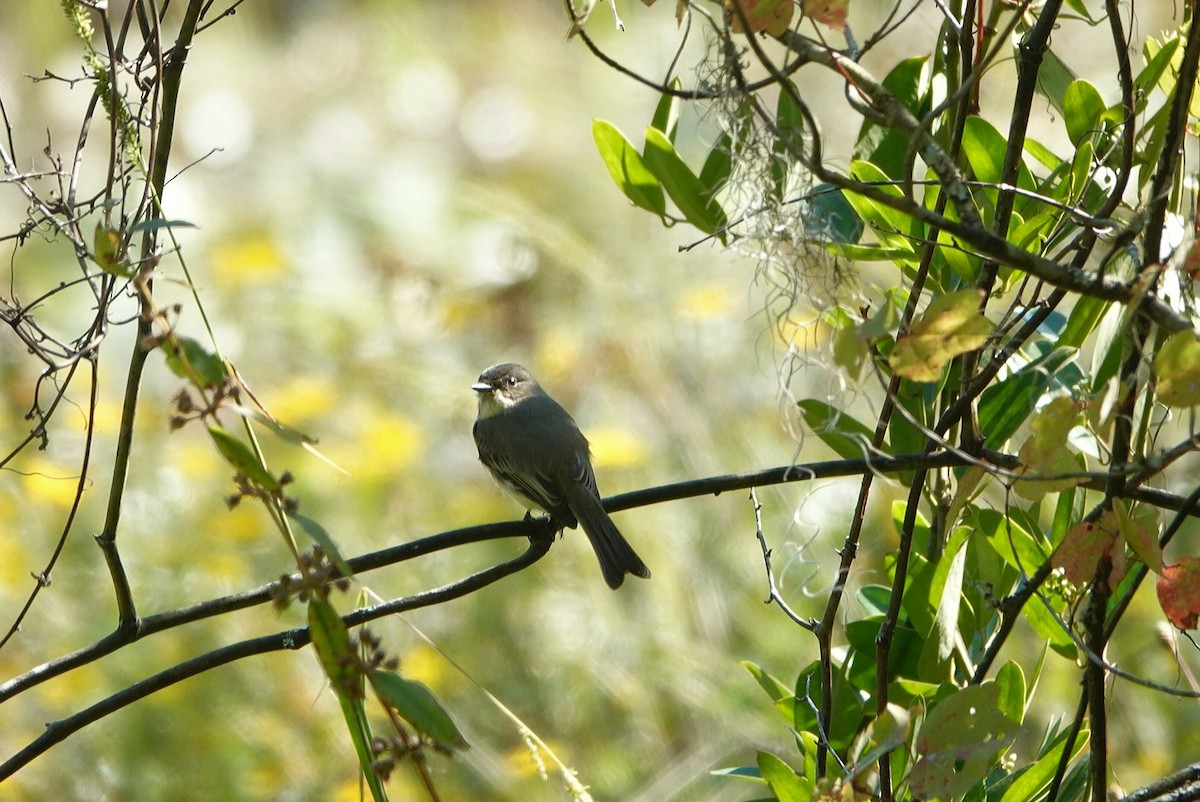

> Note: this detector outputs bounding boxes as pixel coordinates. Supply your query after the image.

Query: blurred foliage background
[0,1,1195,800]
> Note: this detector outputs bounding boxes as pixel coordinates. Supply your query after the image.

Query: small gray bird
[471,363,651,589]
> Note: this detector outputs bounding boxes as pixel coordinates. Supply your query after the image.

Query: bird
[471,362,651,589]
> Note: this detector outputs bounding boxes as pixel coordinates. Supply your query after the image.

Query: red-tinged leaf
[1155,330,1200,408]
[889,289,992,383]
[728,0,794,36]
[1052,511,1125,587]
[1157,558,1200,630]
[802,0,848,31]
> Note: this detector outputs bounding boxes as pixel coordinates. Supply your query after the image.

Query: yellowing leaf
[1155,330,1200,407]
[889,290,992,382]
[1013,397,1087,501]
[727,0,794,36]
[1115,502,1162,574]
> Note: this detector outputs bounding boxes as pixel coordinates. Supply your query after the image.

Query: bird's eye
[507,376,519,387]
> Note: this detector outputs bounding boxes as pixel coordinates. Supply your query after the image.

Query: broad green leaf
[1137,36,1180,98]
[918,538,967,682]
[162,336,227,389]
[1057,295,1110,349]
[846,161,917,243]
[827,243,914,261]
[1155,330,1200,407]
[1063,80,1105,145]
[592,120,666,216]
[371,670,469,751]
[287,509,352,577]
[650,79,681,141]
[1000,727,1088,802]
[797,399,878,458]
[128,217,198,234]
[994,661,1027,725]
[977,346,1077,449]
[1068,139,1095,199]
[845,618,924,685]
[848,703,911,780]
[773,83,806,199]
[742,660,797,722]
[643,126,728,238]
[961,116,1007,184]
[856,56,929,180]
[910,683,1020,799]
[1030,45,1078,115]
[208,425,281,491]
[698,131,734,195]
[889,290,992,383]
[757,752,812,802]
[971,507,1048,576]
[806,183,863,244]
[791,659,866,748]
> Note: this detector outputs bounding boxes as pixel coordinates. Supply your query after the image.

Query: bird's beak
[471,381,492,394]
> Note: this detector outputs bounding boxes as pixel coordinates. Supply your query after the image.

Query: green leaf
[796,399,879,459]
[773,83,806,199]
[650,79,682,141]
[371,670,470,751]
[845,161,916,244]
[1155,330,1200,407]
[1068,139,1095,199]
[128,217,199,234]
[287,509,352,577]
[910,683,1020,799]
[961,116,1008,185]
[1063,80,1105,145]
[592,120,666,216]
[1030,45,1078,115]
[1057,295,1110,350]
[1138,35,1181,96]
[309,601,388,801]
[208,425,281,491]
[994,661,1027,725]
[806,184,863,244]
[1000,727,1088,802]
[918,538,967,682]
[977,346,1078,449]
[698,131,734,196]
[889,290,992,383]
[757,752,812,802]
[856,56,929,180]
[742,660,797,722]
[643,126,728,238]
[162,336,227,389]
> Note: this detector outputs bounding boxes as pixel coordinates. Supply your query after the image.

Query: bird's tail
[568,485,651,589]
